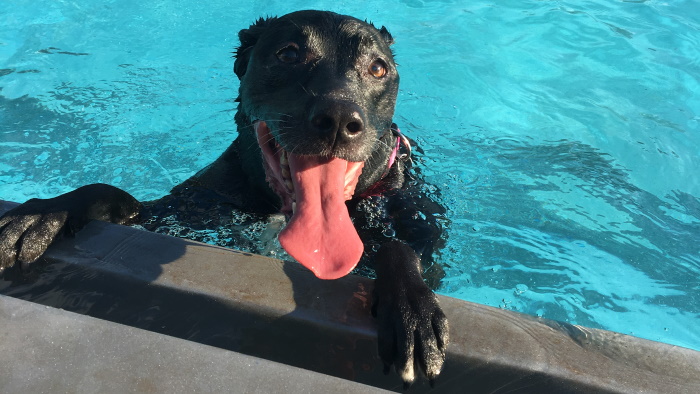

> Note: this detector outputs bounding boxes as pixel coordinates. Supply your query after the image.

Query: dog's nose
[310,101,365,143]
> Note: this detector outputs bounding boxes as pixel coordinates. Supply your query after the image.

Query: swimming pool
[1,0,698,352]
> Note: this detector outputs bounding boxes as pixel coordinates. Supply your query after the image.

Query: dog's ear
[379,26,394,46]
[234,16,278,78]
[365,19,394,46]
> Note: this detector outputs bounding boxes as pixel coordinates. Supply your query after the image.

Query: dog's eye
[369,60,387,78]
[276,46,300,64]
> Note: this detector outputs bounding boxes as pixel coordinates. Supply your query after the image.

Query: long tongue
[279,155,364,279]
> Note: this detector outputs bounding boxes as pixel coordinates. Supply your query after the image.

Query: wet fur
[0,10,449,386]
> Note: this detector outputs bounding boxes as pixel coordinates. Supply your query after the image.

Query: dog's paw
[372,240,449,387]
[0,200,70,272]
[0,184,140,273]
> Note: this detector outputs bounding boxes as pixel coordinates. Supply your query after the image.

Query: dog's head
[234,10,398,160]
[233,11,400,279]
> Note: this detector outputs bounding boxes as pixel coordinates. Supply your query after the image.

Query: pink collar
[386,126,411,171]
[387,132,401,169]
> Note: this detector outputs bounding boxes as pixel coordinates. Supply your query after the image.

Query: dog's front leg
[0,183,140,272]
[371,238,449,388]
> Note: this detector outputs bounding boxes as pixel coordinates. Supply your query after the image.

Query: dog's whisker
[297,82,315,97]
[269,112,293,118]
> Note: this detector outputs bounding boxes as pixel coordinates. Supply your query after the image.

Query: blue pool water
[1,0,698,351]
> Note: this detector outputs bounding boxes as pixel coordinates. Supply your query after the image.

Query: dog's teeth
[292,201,297,214]
[280,150,288,166]
[280,150,294,193]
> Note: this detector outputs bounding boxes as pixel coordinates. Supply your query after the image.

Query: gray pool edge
[0,295,390,393]
[1,200,699,393]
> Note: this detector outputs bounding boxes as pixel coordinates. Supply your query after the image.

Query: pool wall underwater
[1,201,699,393]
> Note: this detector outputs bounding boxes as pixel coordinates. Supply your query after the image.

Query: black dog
[0,10,449,386]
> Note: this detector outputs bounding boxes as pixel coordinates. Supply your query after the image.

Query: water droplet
[514,284,528,296]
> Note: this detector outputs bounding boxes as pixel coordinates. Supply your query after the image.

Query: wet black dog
[0,10,448,386]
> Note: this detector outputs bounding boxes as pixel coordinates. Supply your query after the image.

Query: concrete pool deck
[1,200,699,393]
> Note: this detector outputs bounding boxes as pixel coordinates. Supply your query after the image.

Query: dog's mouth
[254,120,365,280]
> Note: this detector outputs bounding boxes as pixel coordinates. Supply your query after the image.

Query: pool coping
[1,200,699,393]
[0,294,392,393]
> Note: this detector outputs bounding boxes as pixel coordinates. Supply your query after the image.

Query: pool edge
[1,200,699,393]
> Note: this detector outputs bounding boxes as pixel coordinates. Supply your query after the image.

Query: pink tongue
[279,155,364,280]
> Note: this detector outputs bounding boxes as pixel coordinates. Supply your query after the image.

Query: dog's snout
[310,102,365,142]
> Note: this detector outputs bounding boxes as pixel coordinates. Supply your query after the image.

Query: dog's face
[233,11,400,280]
[235,10,399,161]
